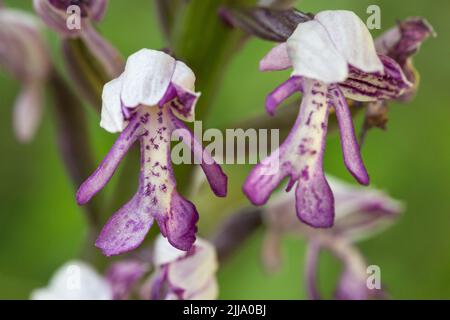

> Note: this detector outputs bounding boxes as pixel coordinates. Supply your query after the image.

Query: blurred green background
[0,0,449,299]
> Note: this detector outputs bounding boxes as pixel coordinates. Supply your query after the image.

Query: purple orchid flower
[33,0,122,77]
[0,8,51,142]
[76,49,227,256]
[243,10,411,228]
[262,176,404,300]
[142,235,219,300]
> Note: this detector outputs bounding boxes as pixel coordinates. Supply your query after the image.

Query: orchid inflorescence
[0,0,434,300]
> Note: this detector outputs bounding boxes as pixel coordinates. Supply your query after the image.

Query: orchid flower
[262,176,404,300]
[243,10,411,228]
[33,0,122,77]
[77,49,227,256]
[31,261,113,300]
[143,235,219,300]
[0,8,50,142]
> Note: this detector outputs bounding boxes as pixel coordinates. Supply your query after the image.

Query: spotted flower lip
[76,49,227,256]
[0,8,51,143]
[143,235,219,300]
[31,260,113,300]
[244,10,411,228]
[262,176,404,299]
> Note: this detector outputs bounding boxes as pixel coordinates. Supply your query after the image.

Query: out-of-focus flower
[76,49,227,256]
[106,260,149,300]
[31,261,112,300]
[33,0,122,78]
[0,8,50,142]
[34,0,107,36]
[243,10,411,228]
[262,176,404,300]
[142,235,219,300]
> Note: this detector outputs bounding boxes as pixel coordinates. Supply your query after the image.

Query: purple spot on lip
[301,167,310,180]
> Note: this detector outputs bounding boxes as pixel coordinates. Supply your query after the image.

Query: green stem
[48,70,107,265]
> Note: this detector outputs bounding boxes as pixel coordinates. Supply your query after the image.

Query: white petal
[167,239,218,298]
[30,261,112,300]
[188,278,219,300]
[260,43,292,71]
[153,234,187,266]
[172,61,196,92]
[287,20,348,83]
[315,10,383,73]
[121,49,175,107]
[100,75,125,133]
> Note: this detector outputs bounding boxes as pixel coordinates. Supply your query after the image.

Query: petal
[13,83,44,143]
[328,86,369,185]
[31,261,112,300]
[335,268,371,300]
[121,49,175,107]
[0,9,51,81]
[172,60,196,92]
[339,55,412,102]
[95,192,155,256]
[161,61,200,122]
[328,176,404,241]
[287,20,348,83]
[187,278,219,300]
[260,43,292,71]
[261,230,283,273]
[156,191,199,251]
[100,75,126,133]
[80,23,124,78]
[153,234,187,266]
[315,10,383,73]
[167,238,219,299]
[106,261,148,300]
[266,76,303,116]
[77,115,143,205]
[166,83,200,123]
[33,0,81,37]
[170,114,228,197]
[89,0,108,22]
[375,17,435,67]
[305,241,321,300]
